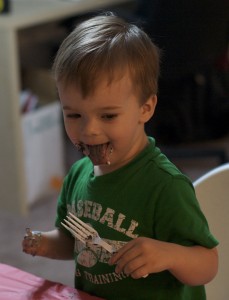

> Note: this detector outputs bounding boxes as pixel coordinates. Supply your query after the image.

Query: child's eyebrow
[62,105,122,111]
[99,106,122,110]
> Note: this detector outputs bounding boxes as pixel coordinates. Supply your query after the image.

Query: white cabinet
[22,102,64,206]
[0,0,133,214]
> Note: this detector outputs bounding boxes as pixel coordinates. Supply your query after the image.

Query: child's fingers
[109,241,134,265]
[115,253,141,274]
[22,230,42,256]
[22,237,35,253]
[111,249,149,279]
[126,264,149,279]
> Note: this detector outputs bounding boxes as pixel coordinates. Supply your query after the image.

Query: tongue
[84,143,111,165]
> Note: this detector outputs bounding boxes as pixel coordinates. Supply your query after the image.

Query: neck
[93,135,149,176]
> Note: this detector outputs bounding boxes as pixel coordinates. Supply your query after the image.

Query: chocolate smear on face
[75,142,113,165]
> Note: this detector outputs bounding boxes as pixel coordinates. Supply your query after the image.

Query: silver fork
[62,212,148,278]
[61,212,114,253]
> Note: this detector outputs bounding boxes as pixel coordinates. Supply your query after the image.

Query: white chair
[193,163,229,300]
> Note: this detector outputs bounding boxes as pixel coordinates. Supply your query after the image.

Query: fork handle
[98,239,114,253]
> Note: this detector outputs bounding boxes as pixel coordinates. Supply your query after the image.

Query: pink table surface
[0,263,104,300]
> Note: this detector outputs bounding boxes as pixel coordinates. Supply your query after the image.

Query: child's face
[58,73,156,174]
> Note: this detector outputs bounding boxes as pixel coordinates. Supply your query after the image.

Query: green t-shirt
[55,137,218,300]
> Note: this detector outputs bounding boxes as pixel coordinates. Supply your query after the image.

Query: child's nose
[81,118,100,137]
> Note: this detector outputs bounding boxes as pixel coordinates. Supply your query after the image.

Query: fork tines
[61,212,96,244]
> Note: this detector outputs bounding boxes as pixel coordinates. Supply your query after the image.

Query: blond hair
[53,13,160,104]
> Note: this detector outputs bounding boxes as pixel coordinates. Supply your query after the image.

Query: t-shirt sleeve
[54,174,73,238]
[153,176,219,249]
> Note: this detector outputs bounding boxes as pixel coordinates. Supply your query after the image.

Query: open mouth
[76,142,113,165]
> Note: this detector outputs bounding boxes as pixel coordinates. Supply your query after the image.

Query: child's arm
[22,228,74,260]
[109,237,218,286]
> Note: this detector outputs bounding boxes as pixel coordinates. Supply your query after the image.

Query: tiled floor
[0,134,228,288]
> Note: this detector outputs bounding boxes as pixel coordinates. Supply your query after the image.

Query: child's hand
[108,237,172,279]
[22,228,42,257]
[22,228,75,260]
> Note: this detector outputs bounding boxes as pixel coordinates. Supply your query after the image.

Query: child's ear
[140,95,157,123]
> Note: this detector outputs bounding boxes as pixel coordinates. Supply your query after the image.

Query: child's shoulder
[67,157,91,178]
[147,141,192,186]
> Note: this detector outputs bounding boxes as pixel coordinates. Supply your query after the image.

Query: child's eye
[66,113,81,119]
[102,114,117,120]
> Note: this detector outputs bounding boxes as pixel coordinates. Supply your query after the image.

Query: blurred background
[0,0,228,288]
